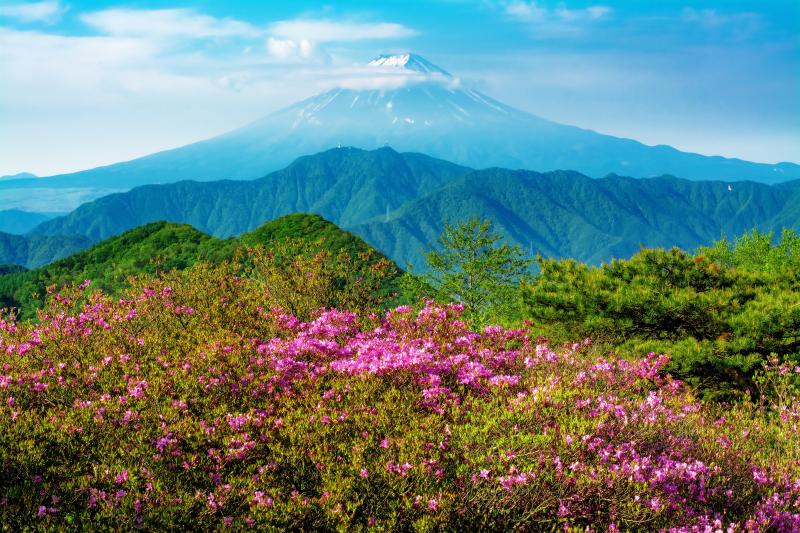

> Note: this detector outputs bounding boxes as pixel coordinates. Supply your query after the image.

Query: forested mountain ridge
[21,148,800,270]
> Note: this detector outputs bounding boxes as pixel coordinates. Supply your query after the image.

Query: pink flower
[114,470,129,484]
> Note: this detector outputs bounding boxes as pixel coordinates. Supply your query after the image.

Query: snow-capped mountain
[367,53,450,75]
[2,53,797,212]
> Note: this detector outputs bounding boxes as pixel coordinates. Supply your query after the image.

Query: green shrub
[522,230,800,399]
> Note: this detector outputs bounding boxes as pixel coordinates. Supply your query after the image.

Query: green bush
[522,230,800,399]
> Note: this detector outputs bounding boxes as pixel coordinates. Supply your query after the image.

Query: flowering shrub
[0,270,798,531]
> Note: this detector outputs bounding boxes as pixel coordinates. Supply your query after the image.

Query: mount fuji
[2,53,797,212]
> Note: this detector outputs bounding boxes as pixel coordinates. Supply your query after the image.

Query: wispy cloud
[80,8,259,39]
[266,36,330,63]
[0,5,423,173]
[268,19,418,43]
[682,8,761,41]
[0,1,66,24]
[503,1,612,24]
[264,18,417,62]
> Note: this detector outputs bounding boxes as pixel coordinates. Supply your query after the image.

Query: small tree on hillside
[424,218,532,325]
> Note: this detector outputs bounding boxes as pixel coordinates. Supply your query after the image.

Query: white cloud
[503,2,612,27]
[266,37,328,62]
[268,19,417,43]
[264,18,416,63]
[0,1,66,24]
[682,8,761,40]
[505,2,547,22]
[81,8,259,39]
[0,25,312,175]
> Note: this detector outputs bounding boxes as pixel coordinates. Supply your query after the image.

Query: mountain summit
[367,53,451,76]
[2,53,797,212]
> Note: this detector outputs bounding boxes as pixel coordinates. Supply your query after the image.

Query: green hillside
[521,229,800,399]
[17,148,800,271]
[0,231,90,269]
[353,170,800,268]
[0,214,401,317]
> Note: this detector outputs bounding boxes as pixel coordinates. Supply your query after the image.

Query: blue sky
[1,0,798,176]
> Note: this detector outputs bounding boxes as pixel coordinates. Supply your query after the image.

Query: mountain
[352,171,800,267]
[3,53,797,212]
[0,172,36,180]
[0,231,90,269]
[0,210,58,235]
[0,214,399,316]
[30,147,470,241]
[23,148,800,270]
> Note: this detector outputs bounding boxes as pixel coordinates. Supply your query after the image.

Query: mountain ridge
[21,147,800,270]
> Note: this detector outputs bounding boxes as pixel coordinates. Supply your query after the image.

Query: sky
[1,0,798,176]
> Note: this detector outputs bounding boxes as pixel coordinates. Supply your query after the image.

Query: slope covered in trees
[0,214,402,318]
[21,149,800,271]
[29,148,470,242]
[0,210,55,234]
[0,231,90,269]
[354,170,800,268]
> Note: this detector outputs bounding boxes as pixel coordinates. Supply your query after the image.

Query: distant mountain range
[0,210,58,234]
[0,231,89,269]
[0,172,36,180]
[2,53,797,212]
[11,147,798,271]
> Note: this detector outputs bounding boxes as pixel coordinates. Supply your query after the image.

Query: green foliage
[30,147,470,245]
[0,264,26,276]
[522,230,800,399]
[0,214,405,320]
[243,239,402,322]
[0,231,89,269]
[423,218,532,325]
[353,170,800,269]
[698,228,800,274]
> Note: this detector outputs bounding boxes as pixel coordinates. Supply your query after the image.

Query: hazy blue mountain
[0,210,58,234]
[0,172,36,180]
[24,148,800,270]
[2,54,797,212]
[0,231,90,269]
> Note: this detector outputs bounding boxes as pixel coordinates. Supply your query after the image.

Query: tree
[424,218,532,325]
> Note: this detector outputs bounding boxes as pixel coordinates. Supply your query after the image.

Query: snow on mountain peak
[368,53,451,76]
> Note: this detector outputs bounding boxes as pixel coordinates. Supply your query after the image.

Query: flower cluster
[0,276,797,531]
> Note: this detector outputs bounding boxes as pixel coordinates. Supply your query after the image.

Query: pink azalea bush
[0,272,798,531]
